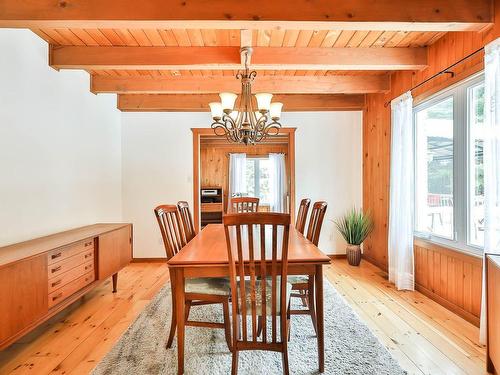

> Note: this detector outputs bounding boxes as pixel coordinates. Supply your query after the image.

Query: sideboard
[487,253,500,374]
[0,223,132,350]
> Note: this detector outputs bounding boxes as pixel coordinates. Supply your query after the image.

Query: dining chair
[289,201,328,334]
[223,212,292,375]
[230,197,260,213]
[177,201,196,243]
[295,198,311,234]
[154,205,232,351]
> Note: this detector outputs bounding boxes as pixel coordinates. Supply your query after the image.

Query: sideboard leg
[112,273,118,293]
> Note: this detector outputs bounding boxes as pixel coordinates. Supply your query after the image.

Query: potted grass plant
[334,208,374,266]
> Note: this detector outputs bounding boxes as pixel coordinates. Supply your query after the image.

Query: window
[414,73,485,252]
[244,157,272,204]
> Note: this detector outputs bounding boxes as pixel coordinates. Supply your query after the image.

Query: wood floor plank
[0,260,486,375]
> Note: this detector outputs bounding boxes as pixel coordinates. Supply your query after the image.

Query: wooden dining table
[167,223,331,374]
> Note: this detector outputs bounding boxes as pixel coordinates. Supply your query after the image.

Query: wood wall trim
[118,94,366,112]
[193,127,297,232]
[415,283,480,326]
[91,74,390,94]
[50,45,428,71]
[0,0,492,30]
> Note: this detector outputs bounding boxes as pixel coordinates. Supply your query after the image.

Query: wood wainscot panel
[487,254,500,374]
[414,238,482,326]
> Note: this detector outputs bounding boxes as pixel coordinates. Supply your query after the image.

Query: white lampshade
[219,92,238,112]
[229,111,239,121]
[209,102,223,119]
[255,93,273,112]
[270,102,283,120]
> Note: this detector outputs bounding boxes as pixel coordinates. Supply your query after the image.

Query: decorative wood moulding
[117,94,366,112]
[92,75,390,94]
[0,0,492,31]
[50,46,428,71]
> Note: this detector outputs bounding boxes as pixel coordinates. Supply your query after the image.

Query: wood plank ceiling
[1,0,493,111]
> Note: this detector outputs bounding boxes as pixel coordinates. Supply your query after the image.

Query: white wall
[121,111,362,258]
[286,112,363,254]
[0,29,122,246]
[121,113,209,258]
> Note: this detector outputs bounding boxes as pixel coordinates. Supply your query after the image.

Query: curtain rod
[383,47,484,108]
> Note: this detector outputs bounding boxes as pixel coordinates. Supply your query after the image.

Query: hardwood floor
[0,259,486,375]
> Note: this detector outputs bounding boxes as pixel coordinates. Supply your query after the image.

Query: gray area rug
[92,279,406,374]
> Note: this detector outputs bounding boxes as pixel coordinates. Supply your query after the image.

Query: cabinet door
[98,226,132,280]
[0,255,48,346]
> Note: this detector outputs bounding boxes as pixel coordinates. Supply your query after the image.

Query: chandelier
[208,47,283,145]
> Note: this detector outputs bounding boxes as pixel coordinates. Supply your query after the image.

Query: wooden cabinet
[0,256,48,345]
[487,254,500,374]
[0,223,132,350]
[98,225,132,281]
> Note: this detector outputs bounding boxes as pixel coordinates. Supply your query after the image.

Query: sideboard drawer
[48,271,95,309]
[47,238,94,265]
[47,249,94,279]
[48,260,95,294]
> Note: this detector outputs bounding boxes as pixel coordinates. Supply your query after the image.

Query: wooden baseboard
[415,283,480,327]
[131,257,168,263]
[361,254,388,272]
[329,254,347,259]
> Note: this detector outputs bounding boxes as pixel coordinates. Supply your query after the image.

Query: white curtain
[269,153,288,213]
[480,37,500,344]
[228,153,247,200]
[388,91,415,291]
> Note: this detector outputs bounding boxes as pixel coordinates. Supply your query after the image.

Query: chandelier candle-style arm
[209,47,282,145]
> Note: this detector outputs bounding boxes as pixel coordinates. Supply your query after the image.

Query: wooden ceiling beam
[0,0,492,31]
[91,74,390,94]
[50,46,427,71]
[117,94,366,112]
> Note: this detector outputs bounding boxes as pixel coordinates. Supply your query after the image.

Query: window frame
[245,156,270,204]
[413,72,484,255]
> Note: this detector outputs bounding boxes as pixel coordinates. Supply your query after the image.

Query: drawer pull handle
[84,253,92,259]
[52,293,63,301]
[51,252,62,260]
[51,280,62,287]
[84,265,92,270]
[51,265,62,273]
[84,241,93,247]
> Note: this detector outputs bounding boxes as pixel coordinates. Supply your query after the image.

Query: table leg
[174,269,186,375]
[315,265,324,373]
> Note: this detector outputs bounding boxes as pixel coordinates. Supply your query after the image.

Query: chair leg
[184,300,192,322]
[307,277,318,335]
[231,350,239,375]
[166,291,177,349]
[222,299,232,352]
[300,289,308,307]
[282,347,290,375]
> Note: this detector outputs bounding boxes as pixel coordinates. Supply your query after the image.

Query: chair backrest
[177,201,196,243]
[154,205,186,260]
[306,201,328,246]
[230,197,260,213]
[295,198,311,234]
[223,213,291,347]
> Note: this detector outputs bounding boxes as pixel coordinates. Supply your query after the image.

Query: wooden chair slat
[295,198,311,234]
[230,197,260,213]
[223,212,291,373]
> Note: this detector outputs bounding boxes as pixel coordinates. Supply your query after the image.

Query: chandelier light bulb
[255,93,273,113]
[209,102,223,120]
[270,102,283,120]
[219,92,238,113]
